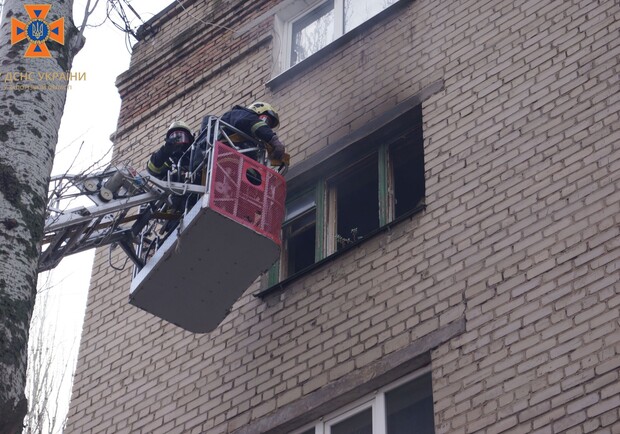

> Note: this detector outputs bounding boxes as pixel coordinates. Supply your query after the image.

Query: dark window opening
[284,210,316,276]
[332,156,379,251]
[273,105,425,288]
[390,129,425,219]
[282,190,317,277]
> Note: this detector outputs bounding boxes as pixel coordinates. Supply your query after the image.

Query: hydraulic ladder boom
[40,167,198,272]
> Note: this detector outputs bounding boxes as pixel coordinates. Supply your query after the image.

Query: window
[328,155,379,253]
[385,373,435,434]
[292,368,434,434]
[389,130,425,219]
[277,107,424,281]
[291,0,335,65]
[276,0,400,71]
[329,407,373,434]
[282,190,317,276]
[343,0,397,32]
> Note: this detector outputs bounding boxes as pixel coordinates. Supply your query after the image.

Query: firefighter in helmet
[147,121,194,179]
[200,101,286,161]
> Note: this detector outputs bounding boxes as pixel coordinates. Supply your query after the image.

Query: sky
[28,1,172,432]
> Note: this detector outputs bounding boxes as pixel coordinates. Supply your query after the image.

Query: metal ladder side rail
[39,222,91,272]
[39,200,152,272]
[40,170,192,272]
[44,167,151,235]
[43,190,162,234]
[39,117,288,274]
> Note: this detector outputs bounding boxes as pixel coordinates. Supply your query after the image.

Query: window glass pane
[331,408,372,434]
[344,0,398,32]
[386,373,435,434]
[284,209,316,276]
[285,190,316,221]
[292,0,335,65]
[333,156,379,251]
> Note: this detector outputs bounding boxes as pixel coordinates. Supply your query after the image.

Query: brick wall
[424,1,620,432]
[65,0,620,432]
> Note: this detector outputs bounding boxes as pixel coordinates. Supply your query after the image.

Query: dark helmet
[166,121,193,146]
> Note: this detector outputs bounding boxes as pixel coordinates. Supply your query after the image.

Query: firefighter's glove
[163,139,177,156]
[269,136,285,160]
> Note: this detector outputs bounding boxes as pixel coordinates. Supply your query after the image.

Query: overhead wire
[106,0,136,37]
[106,0,137,53]
[94,0,241,56]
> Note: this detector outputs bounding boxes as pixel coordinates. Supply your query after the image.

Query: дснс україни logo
[11,4,64,58]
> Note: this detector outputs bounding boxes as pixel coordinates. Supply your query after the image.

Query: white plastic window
[277,0,399,71]
[291,0,335,65]
[292,367,434,434]
[344,0,397,31]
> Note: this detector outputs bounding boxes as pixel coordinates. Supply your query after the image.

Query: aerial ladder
[40,117,288,333]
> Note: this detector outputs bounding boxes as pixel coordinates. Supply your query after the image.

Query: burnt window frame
[280,188,320,277]
[325,153,381,255]
[267,105,425,287]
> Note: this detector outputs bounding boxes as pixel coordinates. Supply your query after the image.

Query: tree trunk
[0,1,83,432]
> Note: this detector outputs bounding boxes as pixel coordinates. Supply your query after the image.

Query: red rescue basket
[129,141,286,333]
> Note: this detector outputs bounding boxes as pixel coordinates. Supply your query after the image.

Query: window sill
[255,202,425,298]
[265,0,414,92]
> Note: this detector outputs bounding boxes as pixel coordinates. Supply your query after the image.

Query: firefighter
[201,101,286,161]
[146,120,194,179]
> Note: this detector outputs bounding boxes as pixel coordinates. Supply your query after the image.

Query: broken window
[278,106,423,282]
[282,190,317,276]
[327,155,379,253]
[389,129,425,219]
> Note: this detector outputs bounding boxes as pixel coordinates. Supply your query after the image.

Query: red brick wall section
[65,0,620,433]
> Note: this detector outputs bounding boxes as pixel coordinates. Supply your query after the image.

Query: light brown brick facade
[66,0,620,432]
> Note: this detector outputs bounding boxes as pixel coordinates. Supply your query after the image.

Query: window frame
[324,399,374,434]
[277,143,424,282]
[325,152,380,256]
[270,0,411,83]
[291,366,433,434]
[268,105,425,286]
[289,0,337,67]
[285,0,397,69]
[279,188,320,278]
